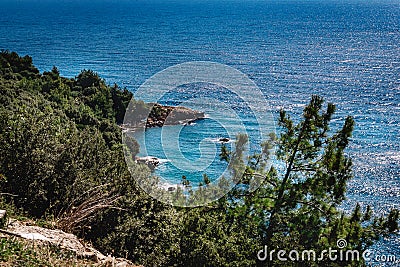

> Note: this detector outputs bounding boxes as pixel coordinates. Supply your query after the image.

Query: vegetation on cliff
[0,51,398,266]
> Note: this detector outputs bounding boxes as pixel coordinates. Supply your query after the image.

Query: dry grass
[57,184,123,233]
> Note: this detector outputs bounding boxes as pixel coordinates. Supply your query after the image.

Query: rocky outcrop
[136,156,160,171]
[146,104,205,128]
[122,103,205,130]
[0,219,139,266]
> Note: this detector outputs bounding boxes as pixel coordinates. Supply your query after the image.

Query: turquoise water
[130,82,274,187]
[1,0,399,261]
[132,117,233,187]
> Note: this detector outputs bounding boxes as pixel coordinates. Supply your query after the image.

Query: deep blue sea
[1,0,399,263]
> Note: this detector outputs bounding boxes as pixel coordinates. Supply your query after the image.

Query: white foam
[158,158,171,164]
[158,181,185,191]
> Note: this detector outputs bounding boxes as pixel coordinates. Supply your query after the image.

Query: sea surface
[1,0,399,263]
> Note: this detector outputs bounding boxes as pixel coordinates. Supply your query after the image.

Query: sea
[1,0,399,263]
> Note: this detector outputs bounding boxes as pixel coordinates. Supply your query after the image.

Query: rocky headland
[122,103,205,130]
[146,104,205,128]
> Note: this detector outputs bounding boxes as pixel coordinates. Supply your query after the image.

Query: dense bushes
[0,51,136,218]
[0,51,39,80]
[0,51,185,265]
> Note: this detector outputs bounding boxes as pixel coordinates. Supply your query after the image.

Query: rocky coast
[146,104,205,128]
